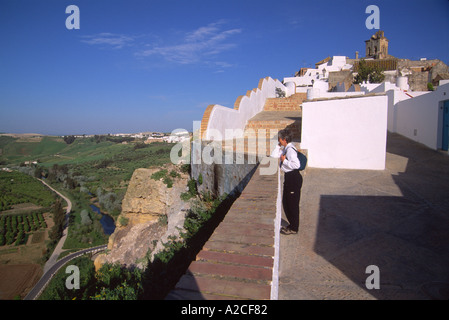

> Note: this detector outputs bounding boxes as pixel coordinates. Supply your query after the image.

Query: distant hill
[0,134,175,171]
[0,133,45,138]
[0,135,66,165]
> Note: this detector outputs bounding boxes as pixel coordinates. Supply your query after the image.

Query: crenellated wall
[200,77,287,141]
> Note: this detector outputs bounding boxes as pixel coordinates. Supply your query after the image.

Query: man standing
[276,129,303,235]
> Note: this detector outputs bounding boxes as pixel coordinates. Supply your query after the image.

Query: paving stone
[209,232,274,246]
[169,129,449,301]
[203,241,274,257]
[217,221,274,231]
[167,163,278,300]
[279,133,449,300]
[174,274,271,300]
[213,223,274,238]
[197,250,274,268]
[189,260,272,282]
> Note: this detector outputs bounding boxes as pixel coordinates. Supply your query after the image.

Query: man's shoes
[280,226,297,235]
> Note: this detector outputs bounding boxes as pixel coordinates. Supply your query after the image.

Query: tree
[50,199,65,240]
[63,135,76,145]
[15,230,25,246]
[275,87,286,98]
[66,177,77,190]
[80,209,92,225]
[354,59,385,84]
[5,231,14,245]
[34,166,43,178]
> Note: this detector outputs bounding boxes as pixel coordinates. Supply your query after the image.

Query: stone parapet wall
[191,141,260,198]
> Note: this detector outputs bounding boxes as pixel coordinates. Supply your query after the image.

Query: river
[89,204,116,235]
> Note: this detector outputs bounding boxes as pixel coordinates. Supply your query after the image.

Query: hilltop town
[2,29,448,301]
[199,30,449,172]
[289,30,448,93]
[168,30,449,300]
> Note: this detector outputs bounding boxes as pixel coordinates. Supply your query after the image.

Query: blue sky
[1,0,448,135]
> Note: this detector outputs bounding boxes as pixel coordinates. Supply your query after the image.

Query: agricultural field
[0,211,54,300]
[1,135,175,212]
[0,264,42,300]
[0,135,66,164]
[0,170,56,299]
[0,135,178,299]
[1,135,177,247]
[0,134,176,169]
[0,212,48,246]
[0,170,56,211]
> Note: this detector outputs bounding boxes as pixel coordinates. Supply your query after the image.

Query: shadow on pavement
[314,133,449,299]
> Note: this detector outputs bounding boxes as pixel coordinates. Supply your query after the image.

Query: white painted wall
[205,77,286,140]
[301,95,388,170]
[284,81,296,96]
[384,89,428,133]
[308,90,365,100]
[284,75,318,87]
[394,83,449,150]
[359,82,398,94]
[316,56,352,78]
[284,56,353,89]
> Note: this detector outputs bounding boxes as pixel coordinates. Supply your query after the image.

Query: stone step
[171,273,272,300]
[203,240,274,257]
[245,124,301,136]
[166,162,277,300]
[263,92,307,111]
[188,260,273,282]
[244,110,302,143]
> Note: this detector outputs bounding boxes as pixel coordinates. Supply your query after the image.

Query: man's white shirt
[271,143,300,173]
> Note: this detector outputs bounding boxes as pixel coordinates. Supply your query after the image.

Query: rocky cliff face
[94,166,190,270]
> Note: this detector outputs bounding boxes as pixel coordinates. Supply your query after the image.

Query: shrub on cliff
[91,263,143,300]
[182,192,226,239]
[150,168,179,188]
[180,178,197,201]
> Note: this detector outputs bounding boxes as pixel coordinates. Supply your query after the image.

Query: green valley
[0,134,179,298]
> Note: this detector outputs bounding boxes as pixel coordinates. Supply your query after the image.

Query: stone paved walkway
[167,132,449,300]
[279,133,449,300]
[166,161,278,300]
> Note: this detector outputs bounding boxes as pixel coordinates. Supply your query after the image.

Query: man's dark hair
[278,129,292,143]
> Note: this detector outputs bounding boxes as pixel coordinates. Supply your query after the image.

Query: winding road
[23,179,107,300]
[39,179,72,275]
[24,244,107,300]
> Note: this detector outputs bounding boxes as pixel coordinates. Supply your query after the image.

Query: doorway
[443,100,449,151]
